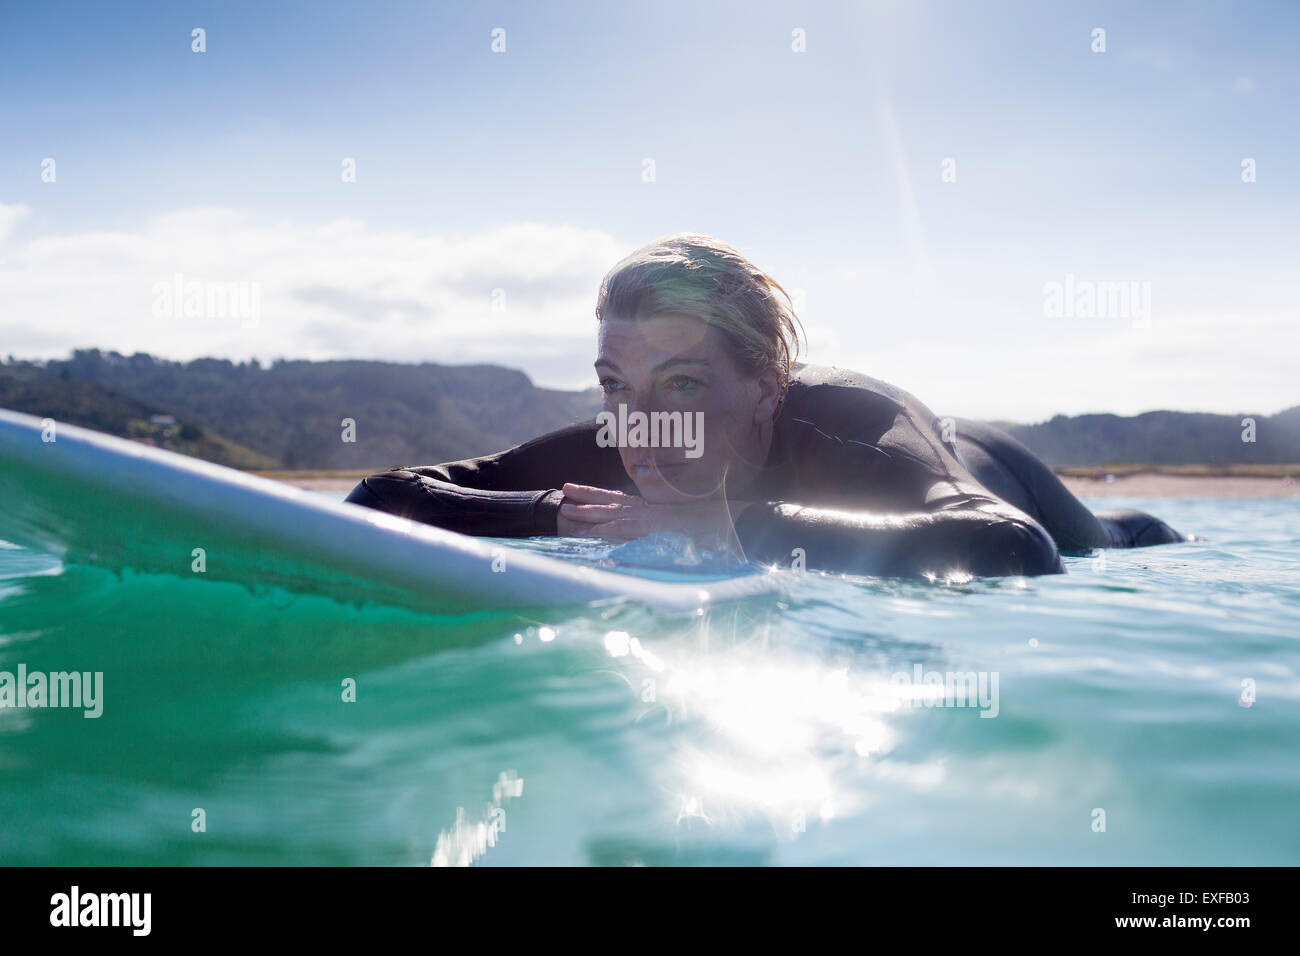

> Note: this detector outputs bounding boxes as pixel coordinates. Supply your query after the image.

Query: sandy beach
[280,477,364,494]
[277,473,1300,498]
[1060,474,1299,498]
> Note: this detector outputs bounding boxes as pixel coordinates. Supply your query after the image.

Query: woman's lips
[631,460,685,480]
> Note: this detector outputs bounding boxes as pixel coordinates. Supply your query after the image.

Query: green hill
[2,350,603,470]
[0,372,278,469]
[1002,408,1300,466]
[3,350,1295,470]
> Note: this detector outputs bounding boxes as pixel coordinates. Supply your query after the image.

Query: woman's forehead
[597,314,715,364]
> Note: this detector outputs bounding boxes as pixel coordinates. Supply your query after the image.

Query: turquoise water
[1,496,1298,865]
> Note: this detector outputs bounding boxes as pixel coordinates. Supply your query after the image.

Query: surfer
[345,234,1183,578]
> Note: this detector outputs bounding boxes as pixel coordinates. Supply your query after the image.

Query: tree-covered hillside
[2,351,1295,470]
[2,350,603,469]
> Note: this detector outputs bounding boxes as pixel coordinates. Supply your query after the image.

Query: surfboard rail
[0,408,779,614]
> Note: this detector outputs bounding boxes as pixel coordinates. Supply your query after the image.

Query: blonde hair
[595,233,804,390]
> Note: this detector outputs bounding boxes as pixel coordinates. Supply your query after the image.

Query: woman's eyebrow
[593,357,710,374]
[650,357,710,374]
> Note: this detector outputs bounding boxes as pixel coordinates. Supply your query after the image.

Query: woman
[345,234,1182,578]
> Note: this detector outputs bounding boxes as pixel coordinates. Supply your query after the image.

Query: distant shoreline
[1056,463,1300,497]
[1053,463,1300,479]
[1058,474,1298,498]
[264,466,1300,499]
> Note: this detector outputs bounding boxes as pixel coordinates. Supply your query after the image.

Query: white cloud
[0,203,31,243]
[783,260,1299,420]
[0,206,1295,419]
[0,207,624,384]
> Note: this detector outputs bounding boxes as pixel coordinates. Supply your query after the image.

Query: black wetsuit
[344,364,1182,578]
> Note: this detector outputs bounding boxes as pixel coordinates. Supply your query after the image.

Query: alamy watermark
[0,664,103,718]
[595,403,704,458]
[50,886,150,936]
[151,272,261,328]
[889,664,999,718]
[1043,273,1151,327]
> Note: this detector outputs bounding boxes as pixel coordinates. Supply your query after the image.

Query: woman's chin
[636,484,687,505]
[635,480,726,506]
[631,474,696,504]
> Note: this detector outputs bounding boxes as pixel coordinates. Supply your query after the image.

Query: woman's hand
[556,483,751,550]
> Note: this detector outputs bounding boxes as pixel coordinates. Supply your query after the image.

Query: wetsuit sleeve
[343,421,629,538]
[732,498,1063,578]
[345,469,565,537]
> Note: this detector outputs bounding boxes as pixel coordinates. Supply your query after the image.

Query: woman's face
[594,313,780,503]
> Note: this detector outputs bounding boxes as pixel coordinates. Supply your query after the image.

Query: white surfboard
[0,409,778,614]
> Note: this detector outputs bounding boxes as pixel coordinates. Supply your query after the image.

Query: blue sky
[1,0,1296,420]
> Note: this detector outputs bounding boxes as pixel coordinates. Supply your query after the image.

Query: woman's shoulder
[786,363,913,415]
[780,363,949,455]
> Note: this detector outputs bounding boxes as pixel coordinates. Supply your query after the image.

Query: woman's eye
[666,376,699,391]
[600,378,625,393]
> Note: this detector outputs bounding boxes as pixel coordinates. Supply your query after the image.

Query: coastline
[1059,474,1298,498]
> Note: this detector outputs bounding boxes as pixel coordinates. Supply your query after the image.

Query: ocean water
[1,496,1297,866]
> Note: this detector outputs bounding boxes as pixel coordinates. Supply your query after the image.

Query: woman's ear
[752,365,784,425]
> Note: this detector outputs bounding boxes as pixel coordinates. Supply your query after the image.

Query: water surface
[1,497,1297,865]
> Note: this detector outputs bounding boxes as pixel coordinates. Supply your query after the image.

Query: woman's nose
[622,390,659,416]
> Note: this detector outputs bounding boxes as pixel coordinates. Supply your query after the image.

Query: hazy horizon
[6,346,1296,425]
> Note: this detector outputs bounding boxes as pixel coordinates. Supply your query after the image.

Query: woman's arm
[347,461,1062,576]
[343,420,630,537]
[733,381,1064,577]
[345,469,565,537]
[555,481,1062,578]
[732,497,1064,578]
